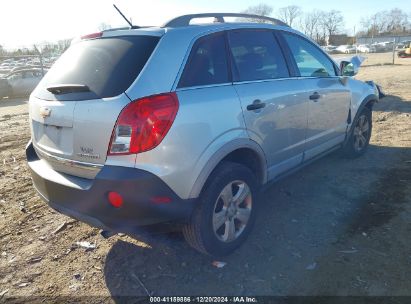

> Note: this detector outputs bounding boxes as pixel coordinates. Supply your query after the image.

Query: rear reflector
[81,32,103,40]
[108,93,179,155]
[108,191,123,208]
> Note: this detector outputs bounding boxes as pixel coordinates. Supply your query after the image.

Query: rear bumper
[26,141,197,233]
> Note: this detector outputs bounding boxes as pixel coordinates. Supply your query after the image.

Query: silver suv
[26,13,379,256]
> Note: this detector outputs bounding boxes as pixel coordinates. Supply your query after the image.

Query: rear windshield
[34,35,160,101]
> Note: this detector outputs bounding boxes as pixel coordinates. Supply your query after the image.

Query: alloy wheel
[212,180,252,242]
[353,114,370,152]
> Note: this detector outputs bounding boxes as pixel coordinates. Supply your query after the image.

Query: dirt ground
[0,52,410,301]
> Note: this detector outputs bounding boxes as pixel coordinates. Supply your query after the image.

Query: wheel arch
[345,93,377,145]
[188,139,267,198]
[353,94,377,122]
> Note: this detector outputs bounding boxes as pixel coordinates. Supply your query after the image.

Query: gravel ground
[0,53,410,301]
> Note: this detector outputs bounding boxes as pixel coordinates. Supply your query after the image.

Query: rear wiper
[46,84,90,95]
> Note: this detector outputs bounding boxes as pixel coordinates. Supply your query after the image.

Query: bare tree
[240,3,273,23]
[301,10,324,41]
[385,8,409,34]
[40,42,59,56]
[361,12,387,37]
[98,22,112,31]
[361,8,410,36]
[321,10,344,38]
[277,5,301,27]
[57,39,72,53]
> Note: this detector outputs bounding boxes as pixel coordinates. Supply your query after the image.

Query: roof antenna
[113,4,136,28]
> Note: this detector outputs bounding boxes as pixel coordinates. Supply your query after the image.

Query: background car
[0,78,12,98]
[372,42,394,52]
[397,40,411,50]
[357,44,375,53]
[335,45,356,54]
[322,45,338,53]
[0,68,45,98]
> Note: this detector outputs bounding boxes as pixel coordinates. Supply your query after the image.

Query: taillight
[108,93,179,155]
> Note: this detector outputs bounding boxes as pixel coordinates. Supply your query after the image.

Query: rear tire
[342,107,372,158]
[183,161,259,257]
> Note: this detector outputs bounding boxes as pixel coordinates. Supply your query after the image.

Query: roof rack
[162,13,289,28]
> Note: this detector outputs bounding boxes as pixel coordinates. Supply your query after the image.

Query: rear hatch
[29,34,160,178]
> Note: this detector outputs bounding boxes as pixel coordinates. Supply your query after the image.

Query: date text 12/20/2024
[149,296,258,303]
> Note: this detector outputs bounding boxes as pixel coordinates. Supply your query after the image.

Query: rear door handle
[309,92,321,101]
[247,100,266,111]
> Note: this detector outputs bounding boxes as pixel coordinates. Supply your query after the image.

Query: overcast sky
[1,0,409,49]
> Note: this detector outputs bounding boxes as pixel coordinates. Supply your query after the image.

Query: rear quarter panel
[126,28,205,100]
[134,85,250,199]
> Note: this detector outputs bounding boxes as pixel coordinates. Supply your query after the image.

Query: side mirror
[340,61,358,77]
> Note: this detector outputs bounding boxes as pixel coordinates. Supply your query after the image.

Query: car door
[228,29,309,179]
[174,32,248,186]
[280,32,351,160]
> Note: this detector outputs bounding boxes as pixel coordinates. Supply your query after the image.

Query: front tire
[342,107,372,158]
[183,162,259,257]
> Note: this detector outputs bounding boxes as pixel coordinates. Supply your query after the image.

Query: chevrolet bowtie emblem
[40,107,51,118]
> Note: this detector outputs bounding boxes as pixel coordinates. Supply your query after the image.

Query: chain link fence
[0,53,62,99]
[0,53,58,77]
[325,35,411,66]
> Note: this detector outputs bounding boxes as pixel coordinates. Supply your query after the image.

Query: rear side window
[228,30,289,82]
[178,33,229,88]
[36,36,159,101]
[282,33,336,77]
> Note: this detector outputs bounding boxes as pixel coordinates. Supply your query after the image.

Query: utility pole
[392,37,396,65]
[354,26,357,54]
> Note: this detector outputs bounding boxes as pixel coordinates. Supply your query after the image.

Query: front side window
[228,30,289,82]
[282,33,336,77]
[178,33,229,88]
